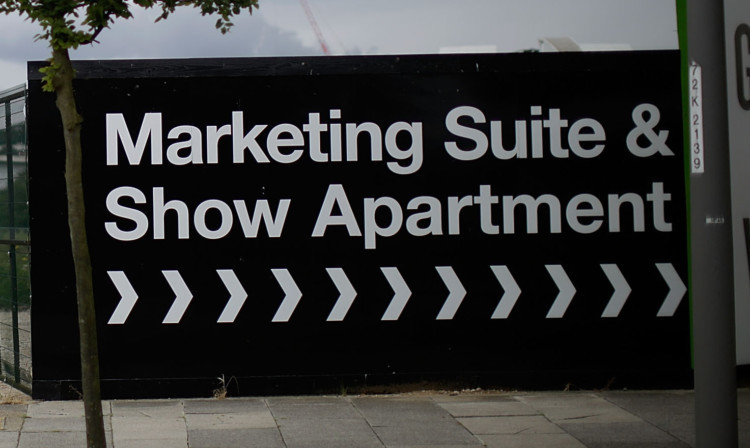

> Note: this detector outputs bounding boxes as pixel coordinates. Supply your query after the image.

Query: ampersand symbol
[626,103,674,157]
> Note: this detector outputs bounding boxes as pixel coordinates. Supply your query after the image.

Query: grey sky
[0,0,677,91]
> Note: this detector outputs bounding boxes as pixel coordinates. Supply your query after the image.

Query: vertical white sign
[690,61,705,174]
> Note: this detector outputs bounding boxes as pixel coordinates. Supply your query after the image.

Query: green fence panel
[0,85,30,393]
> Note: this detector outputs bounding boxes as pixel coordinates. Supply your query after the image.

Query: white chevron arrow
[271,268,302,323]
[162,270,193,324]
[216,270,248,323]
[600,264,632,318]
[107,271,138,325]
[326,268,357,321]
[436,266,466,320]
[546,265,576,318]
[490,265,521,319]
[656,263,687,317]
[381,267,412,321]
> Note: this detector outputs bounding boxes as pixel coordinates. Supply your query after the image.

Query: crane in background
[299,0,331,55]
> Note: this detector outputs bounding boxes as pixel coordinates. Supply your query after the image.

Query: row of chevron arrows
[105,263,686,325]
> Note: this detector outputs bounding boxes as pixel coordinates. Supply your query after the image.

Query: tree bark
[50,47,107,448]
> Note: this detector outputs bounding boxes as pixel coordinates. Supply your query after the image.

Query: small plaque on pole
[690,61,706,173]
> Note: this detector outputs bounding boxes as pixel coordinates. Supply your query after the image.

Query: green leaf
[38,60,61,93]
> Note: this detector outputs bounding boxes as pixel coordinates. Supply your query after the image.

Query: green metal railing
[0,84,31,393]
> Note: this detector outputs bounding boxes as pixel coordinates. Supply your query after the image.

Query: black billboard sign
[28,51,690,399]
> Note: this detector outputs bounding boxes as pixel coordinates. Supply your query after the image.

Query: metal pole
[687,0,739,446]
[4,99,19,385]
[1,99,8,380]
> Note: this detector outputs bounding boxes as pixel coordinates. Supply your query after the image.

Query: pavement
[0,386,747,448]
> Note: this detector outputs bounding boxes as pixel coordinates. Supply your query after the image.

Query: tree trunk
[50,47,107,448]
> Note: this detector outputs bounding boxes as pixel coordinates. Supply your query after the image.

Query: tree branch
[81,24,105,45]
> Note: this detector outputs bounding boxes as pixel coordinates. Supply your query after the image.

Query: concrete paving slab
[111,416,187,442]
[558,421,690,447]
[518,392,642,424]
[458,415,565,435]
[184,398,268,414]
[284,439,382,448]
[478,433,586,448]
[188,428,285,448]
[114,439,187,448]
[278,417,383,448]
[0,432,18,448]
[386,446,483,448]
[602,390,695,446]
[19,431,86,448]
[355,396,481,446]
[1,417,23,432]
[18,430,113,448]
[25,400,112,418]
[268,396,345,406]
[0,403,27,433]
[185,411,277,430]
[21,415,87,432]
[7,389,750,447]
[430,394,516,405]
[268,396,361,420]
[111,400,184,418]
[0,405,26,418]
[353,397,454,426]
[436,396,540,417]
[372,422,481,447]
[26,400,86,418]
